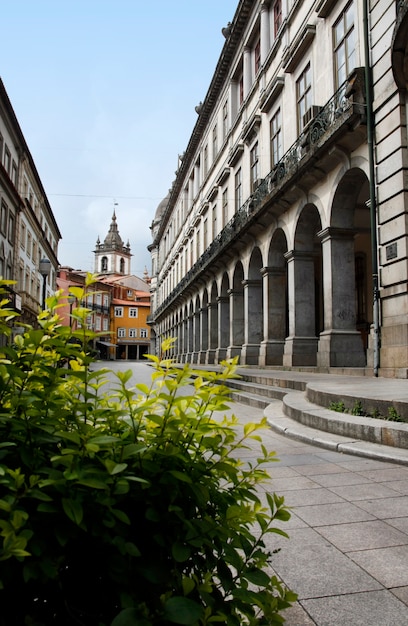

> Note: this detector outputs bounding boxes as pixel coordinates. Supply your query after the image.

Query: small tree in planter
[0,279,296,625]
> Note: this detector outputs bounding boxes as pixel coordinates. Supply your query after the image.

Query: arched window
[120,258,125,274]
[101,256,108,272]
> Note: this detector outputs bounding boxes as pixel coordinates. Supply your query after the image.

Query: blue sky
[2,1,237,276]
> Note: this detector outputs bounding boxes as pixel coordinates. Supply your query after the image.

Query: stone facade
[0,79,61,329]
[149,0,408,378]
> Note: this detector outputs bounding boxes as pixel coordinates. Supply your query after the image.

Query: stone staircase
[222,368,408,466]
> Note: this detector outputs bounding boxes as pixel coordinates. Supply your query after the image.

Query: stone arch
[207,280,218,363]
[283,204,322,366]
[260,228,288,365]
[200,288,209,362]
[217,271,230,362]
[392,4,408,90]
[317,167,370,367]
[228,261,245,359]
[243,247,263,364]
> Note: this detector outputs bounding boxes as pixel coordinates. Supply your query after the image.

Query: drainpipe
[363,0,380,376]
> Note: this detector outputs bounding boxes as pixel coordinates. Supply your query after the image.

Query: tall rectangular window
[273,0,282,38]
[334,3,355,89]
[0,203,7,235]
[296,64,312,133]
[129,328,137,338]
[222,188,228,227]
[212,204,217,238]
[254,39,261,75]
[235,168,242,212]
[203,144,208,177]
[140,328,148,338]
[250,143,259,191]
[129,307,138,318]
[270,108,282,167]
[212,124,218,159]
[222,100,228,140]
[114,306,123,317]
[117,328,126,338]
[203,217,208,250]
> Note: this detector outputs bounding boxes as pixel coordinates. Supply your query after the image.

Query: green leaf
[169,470,192,484]
[105,460,128,475]
[163,596,203,624]
[62,498,83,525]
[242,568,271,587]
[111,608,151,626]
[172,541,191,563]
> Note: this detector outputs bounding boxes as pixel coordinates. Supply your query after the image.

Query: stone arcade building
[149,0,408,378]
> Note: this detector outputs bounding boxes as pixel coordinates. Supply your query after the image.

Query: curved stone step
[282,390,408,449]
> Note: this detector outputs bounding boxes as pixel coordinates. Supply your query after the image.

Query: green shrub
[0,280,295,625]
[329,400,346,413]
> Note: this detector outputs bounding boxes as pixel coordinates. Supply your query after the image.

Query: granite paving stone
[276,487,344,507]
[292,501,376,526]
[356,495,408,518]
[300,590,408,626]
[315,520,408,551]
[268,527,382,598]
[327,482,401,501]
[310,472,373,487]
[348,545,408,587]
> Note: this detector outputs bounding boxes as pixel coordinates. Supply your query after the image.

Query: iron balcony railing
[152,71,365,321]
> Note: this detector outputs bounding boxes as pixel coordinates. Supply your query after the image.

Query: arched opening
[318,167,371,367]
[101,256,108,272]
[284,204,322,367]
[242,247,263,365]
[216,272,230,362]
[260,229,288,365]
[228,261,245,360]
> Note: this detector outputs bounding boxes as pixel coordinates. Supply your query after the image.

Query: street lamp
[39,258,51,310]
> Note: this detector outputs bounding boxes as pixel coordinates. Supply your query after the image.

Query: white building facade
[0,79,61,327]
[149,0,408,378]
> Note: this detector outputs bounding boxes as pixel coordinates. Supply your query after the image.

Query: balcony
[152,69,366,321]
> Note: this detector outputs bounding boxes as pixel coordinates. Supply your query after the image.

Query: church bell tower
[94,209,132,275]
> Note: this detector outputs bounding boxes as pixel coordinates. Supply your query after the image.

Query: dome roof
[154,193,170,223]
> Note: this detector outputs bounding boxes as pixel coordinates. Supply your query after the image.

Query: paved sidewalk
[232,400,408,625]
[97,362,408,624]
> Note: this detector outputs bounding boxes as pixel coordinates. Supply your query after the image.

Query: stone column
[259,266,286,365]
[241,278,263,365]
[317,227,366,367]
[283,250,318,366]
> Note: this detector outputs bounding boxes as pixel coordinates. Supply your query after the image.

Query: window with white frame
[203,144,208,177]
[114,306,123,317]
[129,307,138,318]
[222,100,228,141]
[235,168,242,212]
[140,328,148,338]
[117,327,126,338]
[272,0,282,39]
[222,188,228,227]
[250,143,259,191]
[254,38,261,76]
[296,63,312,133]
[95,316,101,331]
[129,328,137,338]
[333,2,355,89]
[270,108,282,167]
[103,318,109,331]
[212,124,218,159]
